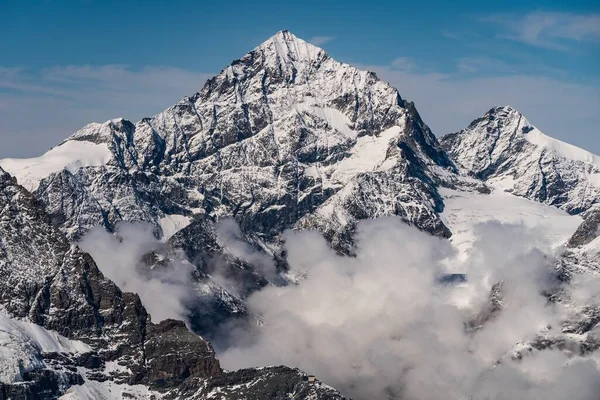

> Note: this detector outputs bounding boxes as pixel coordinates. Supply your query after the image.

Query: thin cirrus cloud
[0,65,212,158]
[308,35,335,46]
[483,11,600,51]
[390,56,417,72]
[457,57,515,74]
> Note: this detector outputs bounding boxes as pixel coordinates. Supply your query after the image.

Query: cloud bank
[218,217,600,400]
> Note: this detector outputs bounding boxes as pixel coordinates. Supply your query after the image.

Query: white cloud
[457,57,514,74]
[390,56,417,71]
[308,35,335,46]
[218,217,600,400]
[217,218,278,283]
[484,12,600,51]
[441,30,461,40]
[78,223,198,323]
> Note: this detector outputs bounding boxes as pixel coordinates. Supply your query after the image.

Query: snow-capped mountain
[440,106,600,365]
[0,30,454,249]
[441,105,600,214]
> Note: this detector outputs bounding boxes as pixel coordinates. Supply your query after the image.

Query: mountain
[440,105,600,214]
[1,30,455,248]
[0,166,348,399]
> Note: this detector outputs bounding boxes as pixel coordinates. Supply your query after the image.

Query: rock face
[441,105,600,214]
[559,207,600,277]
[184,366,348,400]
[0,167,218,390]
[0,167,348,399]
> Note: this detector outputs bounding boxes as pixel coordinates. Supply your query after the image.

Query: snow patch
[440,188,582,262]
[0,141,112,191]
[60,370,162,400]
[0,312,91,384]
[523,126,600,167]
[158,214,191,241]
[295,103,357,139]
[331,126,400,183]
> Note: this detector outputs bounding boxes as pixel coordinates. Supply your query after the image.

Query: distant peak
[260,30,307,47]
[475,106,600,166]
[268,30,302,43]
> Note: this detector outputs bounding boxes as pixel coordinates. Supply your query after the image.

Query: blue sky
[1,0,599,157]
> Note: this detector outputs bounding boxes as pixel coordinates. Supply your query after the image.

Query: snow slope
[523,127,600,167]
[158,214,192,241]
[60,373,162,400]
[0,141,112,191]
[440,187,582,262]
[0,312,91,384]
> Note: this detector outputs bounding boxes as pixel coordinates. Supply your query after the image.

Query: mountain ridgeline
[1,31,600,399]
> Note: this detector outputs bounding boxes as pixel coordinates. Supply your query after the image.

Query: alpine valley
[1,31,599,399]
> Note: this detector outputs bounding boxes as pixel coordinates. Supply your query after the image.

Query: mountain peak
[253,30,326,67]
[484,105,524,121]
[271,29,300,41]
[478,106,600,166]
[489,105,518,113]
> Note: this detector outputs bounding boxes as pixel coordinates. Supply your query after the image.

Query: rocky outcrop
[0,167,219,388]
[173,366,349,400]
[142,319,222,388]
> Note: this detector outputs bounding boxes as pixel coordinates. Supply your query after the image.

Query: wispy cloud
[441,30,461,40]
[1,54,599,162]
[308,35,335,46]
[390,56,417,72]
[0,65,212,158]
[484,12,600,51]
[457,57,514,74]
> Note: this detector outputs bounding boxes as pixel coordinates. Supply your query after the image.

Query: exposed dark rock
[568,207,600,248]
